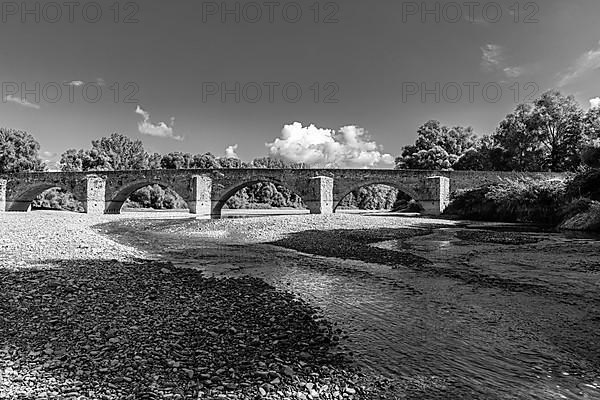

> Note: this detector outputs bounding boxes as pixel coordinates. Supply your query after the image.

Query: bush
[125,185,188,210]
[32,188,84,212]
[338,185,412,210]
[581,145,600,168]
[565,168,600,200]
[560,197,593,221]
[444,178,567,224]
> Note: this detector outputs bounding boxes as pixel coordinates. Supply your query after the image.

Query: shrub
[560,197,593,221]
[444,178,567,224]
[125,185,188,210]
[32,188,84,212]
[581,145,600,168]
[565,168,600,200]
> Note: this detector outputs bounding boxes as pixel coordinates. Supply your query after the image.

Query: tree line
[395,90,600,172]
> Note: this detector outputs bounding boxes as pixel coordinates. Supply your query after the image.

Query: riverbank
[0,212,409,399]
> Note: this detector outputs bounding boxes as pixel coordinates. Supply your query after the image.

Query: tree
[60,133,149,172]
[395,120,477,170]
[148,153,163,169]
[160,152,195,169]
[493,103,545,171]
[252,156,306,169]
[493,91,586,172]
[193,153,221,169]
[583,106,600,140]
[218,157,247,169]
[0,128,45,173]
[530,91,584,171]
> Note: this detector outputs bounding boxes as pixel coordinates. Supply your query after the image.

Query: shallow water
[100,219,600,399]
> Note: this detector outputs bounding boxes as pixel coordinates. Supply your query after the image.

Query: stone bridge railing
[0,169,566,218]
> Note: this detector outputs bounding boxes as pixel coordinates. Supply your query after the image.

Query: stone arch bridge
[0,169,565,218]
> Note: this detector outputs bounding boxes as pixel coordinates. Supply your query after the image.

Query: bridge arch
[106,179,191,214]
[334,181,421,212]
[212,177,304,218]
[7,182,84,212]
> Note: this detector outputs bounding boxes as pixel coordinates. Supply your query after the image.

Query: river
[98,214,600,399]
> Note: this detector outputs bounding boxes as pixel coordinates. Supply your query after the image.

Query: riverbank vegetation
[443,166,600,230]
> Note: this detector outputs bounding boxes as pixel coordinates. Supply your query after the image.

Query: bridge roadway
[0,169,565,218]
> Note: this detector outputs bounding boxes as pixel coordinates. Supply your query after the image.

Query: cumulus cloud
[135,105,182,141]
[590,97,600,109]
[558,41,600,87]
[225,144,239,159]
[266,122,394,168]
[3,95,40,109]
[41,151,60,171]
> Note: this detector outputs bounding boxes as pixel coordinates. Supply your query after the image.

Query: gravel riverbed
[3,211,600,400]
[0,211,424,399]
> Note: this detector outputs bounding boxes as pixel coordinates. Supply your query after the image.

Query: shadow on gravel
[269,228,435,270]
[0,259,377,399]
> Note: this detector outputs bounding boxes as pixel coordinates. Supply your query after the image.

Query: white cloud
[96,78,106,86]
[503,66,524,78]
[225,144,239,159]
[590,97,600,109]
[266,122,394,168]
[3,95,40,109]
[558,41,600,87]
[41,151,57,158]
[65,80,85,87]
[481,44,503,70]
[135,105,182,141]
[41,151,60,171]
[481,44,524,78]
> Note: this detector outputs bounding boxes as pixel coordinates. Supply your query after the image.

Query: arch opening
[33,187,85,213]
[11,184,84,213]
[335,183,422,213]
[108,181,190,214]
[216,179,307,218]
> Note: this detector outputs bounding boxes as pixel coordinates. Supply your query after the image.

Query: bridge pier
[0,179,6,213]
[305,176,334,215]
[189,175,212,218]
[417,176,450,215]
[83,175,107,214]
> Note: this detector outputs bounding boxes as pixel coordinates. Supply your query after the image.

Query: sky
[1,0,599,169]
